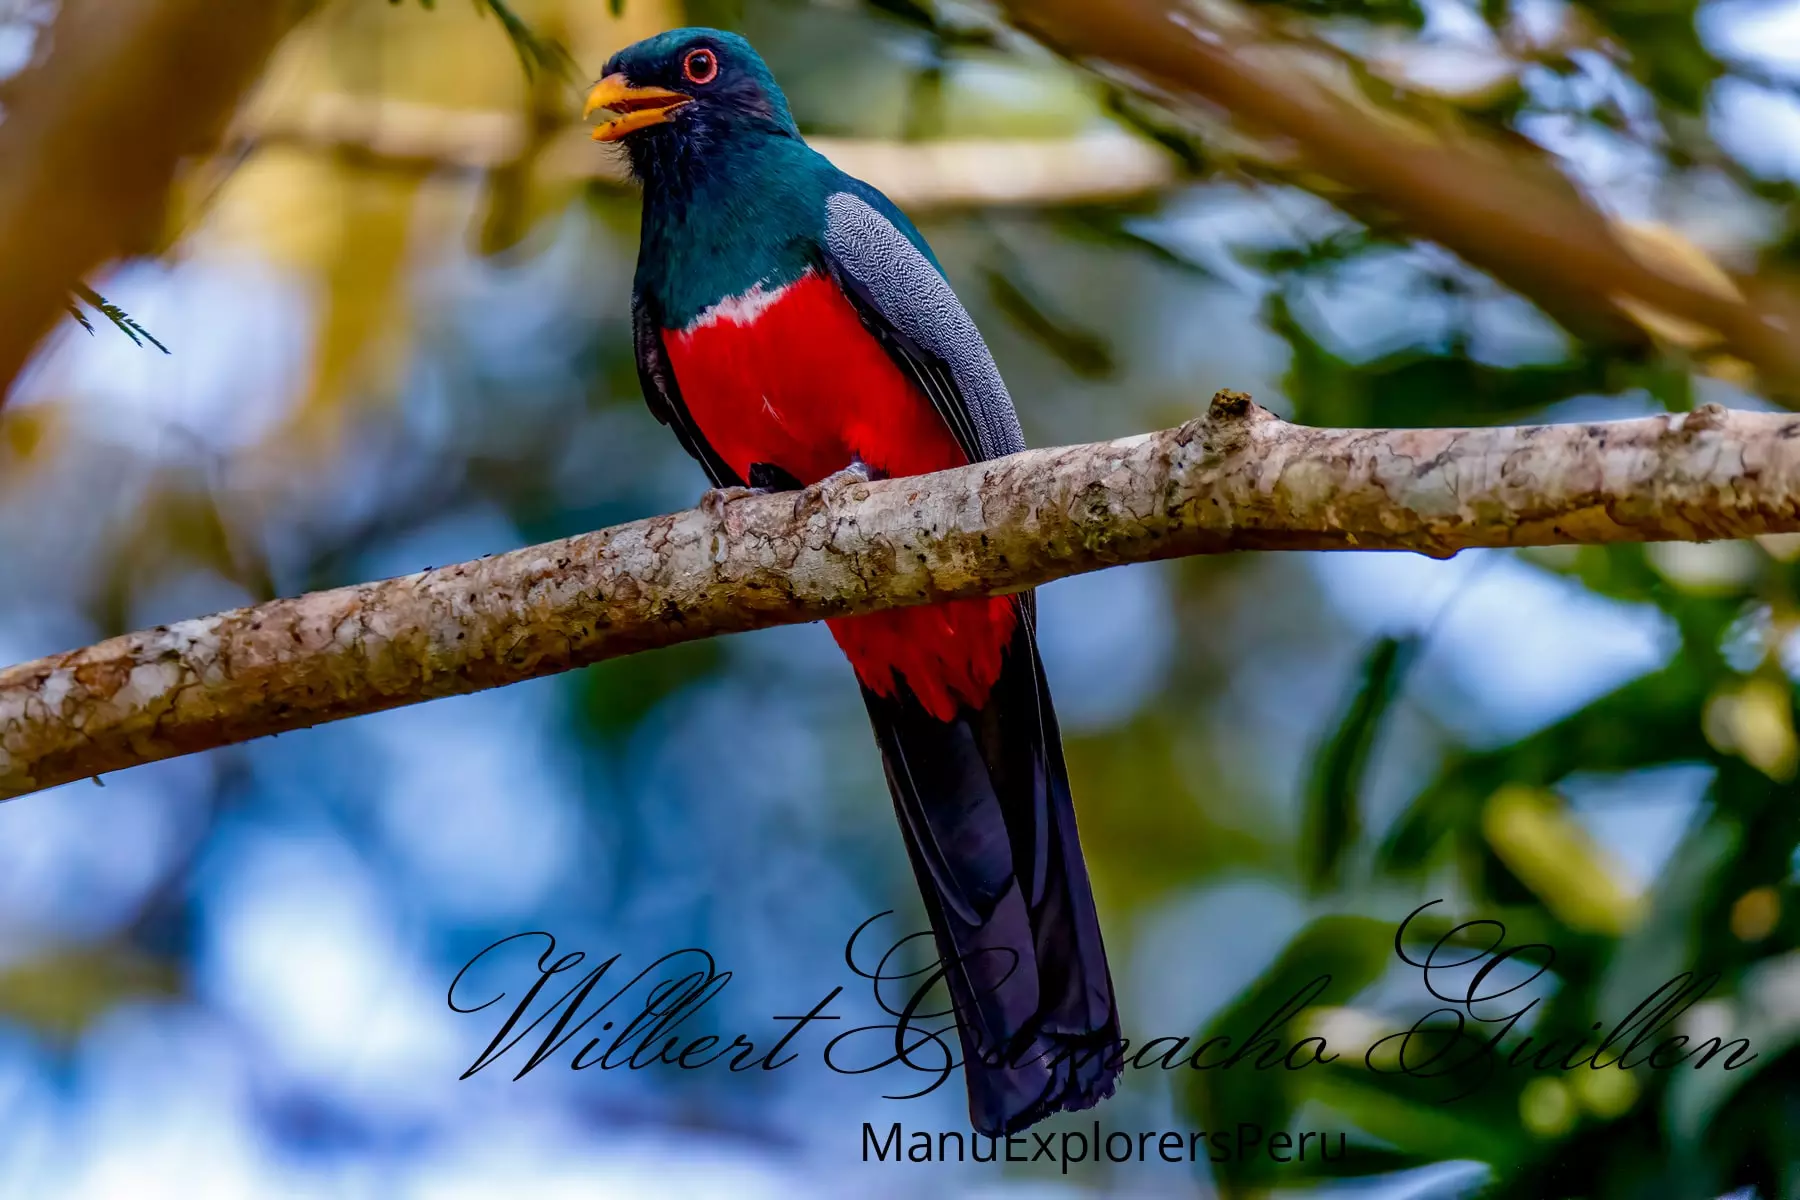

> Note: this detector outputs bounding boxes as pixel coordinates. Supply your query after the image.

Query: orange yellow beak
[583,74,691,142]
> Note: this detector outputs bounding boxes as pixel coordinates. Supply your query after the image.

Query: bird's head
[585,29,798,152]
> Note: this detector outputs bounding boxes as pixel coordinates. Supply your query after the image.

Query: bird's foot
[812,456,882,494]
[698,485,771,519]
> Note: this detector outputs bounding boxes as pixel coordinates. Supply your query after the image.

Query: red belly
[663,270,1015,720]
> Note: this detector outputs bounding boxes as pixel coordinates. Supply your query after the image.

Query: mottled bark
[4,394,1799,800]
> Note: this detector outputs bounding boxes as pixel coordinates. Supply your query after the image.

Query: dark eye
[682,48,718,85]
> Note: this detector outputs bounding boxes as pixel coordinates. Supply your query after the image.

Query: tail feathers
[861,604,1120,1135]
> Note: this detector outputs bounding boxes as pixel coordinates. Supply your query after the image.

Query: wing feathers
[828,262,984,462]
[821,190,1026,464]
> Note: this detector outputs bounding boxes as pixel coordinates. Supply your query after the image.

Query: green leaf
[474,0,579,81]
[67,284,169,354]
[1305,1067,1527,1166]
[1576,0,1724,113]
[1246,0,1426,29]
[1594,810,1737,1028]
[981,266,1114,377]
[1379,659,1719,874]
[578,639,725,736]
[1268,290,1614,429]
[0,943,181,1039]
[1664,951,1800,1152]
[1177,914,1393,1188]
[1047,206,1222,283]
[1303,634,1420,894]
[65,299,96,336]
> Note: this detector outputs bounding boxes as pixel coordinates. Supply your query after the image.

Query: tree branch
[3,393,1797,801]
[1003,0,1800,401]
[0,0,311,399]
[229,90,1178,210]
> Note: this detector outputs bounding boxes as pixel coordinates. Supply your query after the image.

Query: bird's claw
[700,459,877,520]
[698,485,770,519]
[813,457,880,494]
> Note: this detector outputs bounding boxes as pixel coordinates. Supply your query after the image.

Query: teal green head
[586,29,853,325]
[586,29,802,187]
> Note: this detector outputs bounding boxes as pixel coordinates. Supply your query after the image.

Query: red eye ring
[682,48,718,85]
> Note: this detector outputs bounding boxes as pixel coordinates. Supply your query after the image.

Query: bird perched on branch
[587,28,1119,1134]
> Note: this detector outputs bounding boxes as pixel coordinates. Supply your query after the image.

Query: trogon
[587,28,1120,1134]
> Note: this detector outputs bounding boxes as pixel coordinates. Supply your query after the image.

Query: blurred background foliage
[0,0,1798,1195]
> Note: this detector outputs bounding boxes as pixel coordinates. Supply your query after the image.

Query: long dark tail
[859,599,1120,1135]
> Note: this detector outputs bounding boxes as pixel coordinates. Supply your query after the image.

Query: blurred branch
[6,392,1800,798]
[230,90,1178,208]
[1002,0,1800,401]
[395,0,578,81]
[0,0,311,400]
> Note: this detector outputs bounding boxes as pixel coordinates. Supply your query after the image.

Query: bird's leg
[813,455,883,493]
[698,462,802,519]
[697,484,767,519]
[750,461,805,491]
